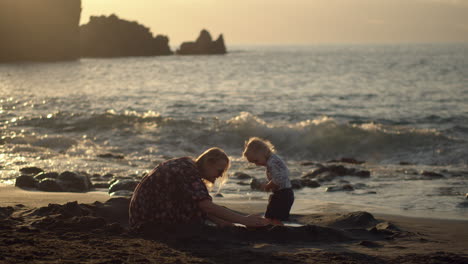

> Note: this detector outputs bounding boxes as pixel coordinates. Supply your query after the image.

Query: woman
[129,147,269,231]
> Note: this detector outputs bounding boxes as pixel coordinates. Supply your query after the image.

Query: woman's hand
[242,214,270,227]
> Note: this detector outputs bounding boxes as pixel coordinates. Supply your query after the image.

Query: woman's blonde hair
[196,147,230,190]
[242,137,275,158]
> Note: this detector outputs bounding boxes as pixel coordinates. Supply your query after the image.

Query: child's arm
[261,180,279,192]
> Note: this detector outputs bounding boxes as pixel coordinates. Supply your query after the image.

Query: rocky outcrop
[80,14,172,57]
[302,164,371,182]
[0,0,81,62]
[15,168,92,192]
[108,179,139,196]
[177,29,226,55]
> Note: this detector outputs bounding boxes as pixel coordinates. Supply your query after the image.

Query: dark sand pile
[1,197,467,264]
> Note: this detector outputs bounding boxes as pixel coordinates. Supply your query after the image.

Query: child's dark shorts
[265,188,294,221]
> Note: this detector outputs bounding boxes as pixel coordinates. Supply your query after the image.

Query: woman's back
[128,157,211,230]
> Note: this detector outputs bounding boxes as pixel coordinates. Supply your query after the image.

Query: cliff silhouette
[80,14,172,58]
[0,1,226,62]
[0,0,81,62]
[177,29,227,55]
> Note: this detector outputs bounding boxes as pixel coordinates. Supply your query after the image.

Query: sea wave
[8,111,467,164]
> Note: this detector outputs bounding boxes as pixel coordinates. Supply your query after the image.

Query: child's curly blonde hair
[242,137,276,158]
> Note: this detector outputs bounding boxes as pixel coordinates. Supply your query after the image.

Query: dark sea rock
[109,190,134,197]
[302,164,370,182]
[290,179,303,189]
[102,173,114,179]
[108,176,135,186]
[0,0,81,62]
[421,171,444,179]
[249,178,262,190]
[301,179,321,188]
[300,161,319,166]
[80,14,172,57]
[15,175,38,189]
[97,153,124,159]
[19,167,44,175]
[233,172,252,180]
[327,158,365,164]
[37,178,63,192]
[290,179,321,190]
[399,161,414,165]
[177,29,227,55]
[34,172,59,181]
[108,179,139,194]
[57,171,92,192]
[456,200,468,208]
[92,182,110,189]
[325,184,355,192]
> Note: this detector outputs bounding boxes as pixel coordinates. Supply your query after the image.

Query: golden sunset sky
[81,0,468,45]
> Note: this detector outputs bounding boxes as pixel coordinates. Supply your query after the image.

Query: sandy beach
[1,184,467,264]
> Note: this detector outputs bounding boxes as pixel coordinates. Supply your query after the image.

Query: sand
[1,184,467,264]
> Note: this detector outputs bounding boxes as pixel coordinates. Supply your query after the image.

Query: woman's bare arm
[198,199,269,227]
[206,214,235,227]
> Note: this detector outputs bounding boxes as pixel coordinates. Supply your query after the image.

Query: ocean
[1,43,467,219]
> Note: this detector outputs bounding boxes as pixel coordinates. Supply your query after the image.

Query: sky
[81,0,468,45]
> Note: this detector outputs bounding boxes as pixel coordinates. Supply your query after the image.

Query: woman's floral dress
[129,157,212,230]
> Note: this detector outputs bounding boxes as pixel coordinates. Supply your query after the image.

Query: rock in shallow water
[57,171,92,192]
[37,178,63,192]
[233,172,252,180]
[325,184,354,192]
[421,171,444,179]
[249,178,266,191]
[34,172,59,180]
[109,190,134,197]
[302,165,370,182]
[19,167,44,175]
[15,175,38,189]
[108,179,139,194]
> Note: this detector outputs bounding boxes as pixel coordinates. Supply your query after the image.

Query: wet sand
[1,184,467,263]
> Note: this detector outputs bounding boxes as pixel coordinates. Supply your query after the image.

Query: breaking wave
[7,111,467,165]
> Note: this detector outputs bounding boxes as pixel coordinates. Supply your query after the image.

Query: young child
[242,137,294,222]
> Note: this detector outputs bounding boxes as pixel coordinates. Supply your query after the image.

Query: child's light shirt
[266,154,292,190]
